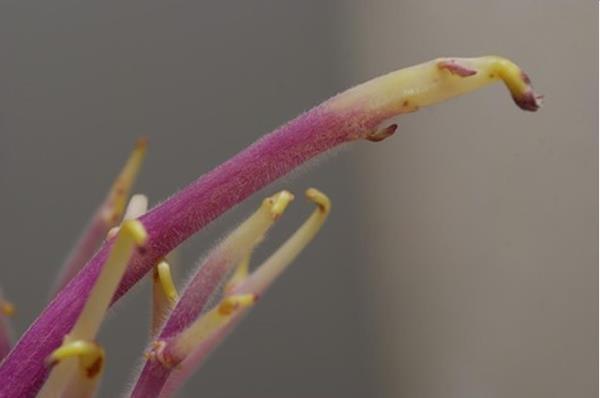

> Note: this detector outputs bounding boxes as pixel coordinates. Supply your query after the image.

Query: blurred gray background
[0,1,596,397]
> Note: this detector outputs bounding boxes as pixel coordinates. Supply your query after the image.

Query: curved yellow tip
[305,188,331,214]
[465,56,542,111]
[120,220,148,247]
[156,260,178,302]
[46,340,105,378]
[330,55,541,124]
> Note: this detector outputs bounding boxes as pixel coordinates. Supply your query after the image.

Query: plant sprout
[0,55,540,397]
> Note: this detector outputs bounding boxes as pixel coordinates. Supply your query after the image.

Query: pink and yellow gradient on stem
[0,55,540,398]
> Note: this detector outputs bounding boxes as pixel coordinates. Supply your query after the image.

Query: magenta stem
[0,104,376,397]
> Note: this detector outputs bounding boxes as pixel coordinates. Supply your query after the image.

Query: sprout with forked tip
[232,188,330,296]
[157,188,332,397]
[130,190,295,396]
[130,188,331,397]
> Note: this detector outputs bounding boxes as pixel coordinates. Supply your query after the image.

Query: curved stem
[0,56,539,397]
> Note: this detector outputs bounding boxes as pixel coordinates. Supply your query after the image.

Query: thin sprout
[38,220,147,397]
[151,260,179,336]
[151,294,256,368]
[129,191,295,397]
[53,140,147,295]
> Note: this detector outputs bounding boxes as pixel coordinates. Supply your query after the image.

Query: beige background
[0,1,596,397]
[341,1,597,397]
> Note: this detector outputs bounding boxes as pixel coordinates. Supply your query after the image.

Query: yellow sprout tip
[437,56,541,111]
[102,138,148,224]
[120,220,148,246]
[305,188,331,214]
[263,190,294,219]
[156,260,178,302]
[46,340,105,378]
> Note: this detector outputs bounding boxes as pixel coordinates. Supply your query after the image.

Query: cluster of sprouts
[0,55,539,397]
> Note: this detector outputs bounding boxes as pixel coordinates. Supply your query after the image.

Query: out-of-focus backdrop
[0,1,596,397]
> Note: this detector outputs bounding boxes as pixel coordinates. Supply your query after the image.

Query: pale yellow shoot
[100,138,148,226]
[219,190,294,293]
[217,190,294,266]
[151,259,179,336]
[46,340,104,369]
[168,294,256,362]
[71,220,147,341]
[107,193,149,239]
[39,220,147,398]
[233,188,331,296]
[40,341,105,398]
[50,340,104,398]
[330,55,540,120]
[224,251,251,294]
[157,261,178,303]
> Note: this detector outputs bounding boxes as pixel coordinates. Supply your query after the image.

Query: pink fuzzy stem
[0,56,539,397]
[51,218,108,296]
[0,104,367,397]
[51,139,147,296]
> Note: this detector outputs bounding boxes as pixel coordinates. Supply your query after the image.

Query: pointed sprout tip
[102,138,148,224]
[264,190,295,219]
[305,188,331,214]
